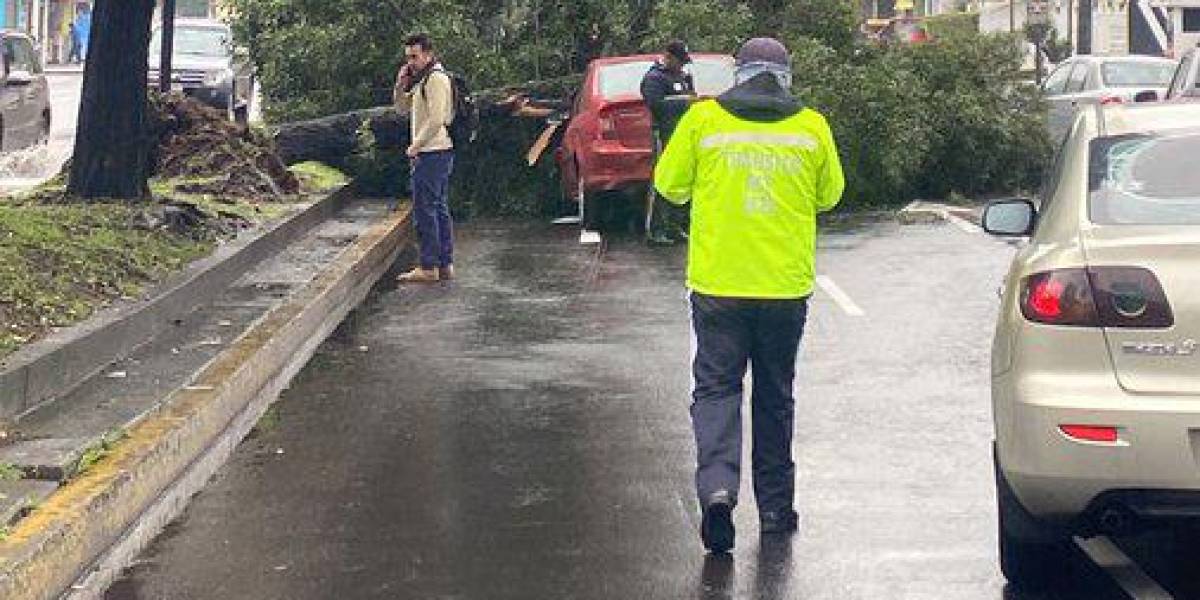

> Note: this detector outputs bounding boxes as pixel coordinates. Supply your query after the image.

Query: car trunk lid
[597,99,652,150]
[1084,226,1200,395]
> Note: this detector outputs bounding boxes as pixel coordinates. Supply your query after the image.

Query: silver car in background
[147,19,254,123]
[0,31,50,152]
[1041,55,1177,142]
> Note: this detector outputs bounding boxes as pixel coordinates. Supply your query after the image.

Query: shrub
[646,0,754,54]
[924,12,980,39]
[791,33,1050,208]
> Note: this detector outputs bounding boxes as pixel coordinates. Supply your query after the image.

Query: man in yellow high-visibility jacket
[654,37,844,554]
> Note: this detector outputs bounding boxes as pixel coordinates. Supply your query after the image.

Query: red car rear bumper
[580,144,653,194]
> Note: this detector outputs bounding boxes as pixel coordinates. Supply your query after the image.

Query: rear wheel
[996,457,1071,591]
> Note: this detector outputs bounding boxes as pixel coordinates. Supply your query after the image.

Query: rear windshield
[598,59,734,99]
[1101,61,1176,87]
[1089,131,1200,225]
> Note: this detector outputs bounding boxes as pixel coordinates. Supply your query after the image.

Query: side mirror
[1133,89,1159,103]
[6,70,33,86]
[983,198,1038,237]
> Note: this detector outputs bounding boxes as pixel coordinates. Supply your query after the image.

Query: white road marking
[1075,536,1174,600]
[941,210,982,234]
[816,275,865,317]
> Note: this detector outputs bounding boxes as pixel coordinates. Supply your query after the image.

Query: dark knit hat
[735,37,790,68]
[666,40,692,64]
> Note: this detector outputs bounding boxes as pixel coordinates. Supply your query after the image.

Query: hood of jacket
[716,72,803,123]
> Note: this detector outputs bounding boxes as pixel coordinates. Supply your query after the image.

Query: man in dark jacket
[640,40,696,245]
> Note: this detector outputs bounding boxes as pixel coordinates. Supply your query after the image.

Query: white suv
[984,102,1200,589]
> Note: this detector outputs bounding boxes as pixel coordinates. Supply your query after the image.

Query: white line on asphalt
[1075,536,1174,600]
[816,275,865,317]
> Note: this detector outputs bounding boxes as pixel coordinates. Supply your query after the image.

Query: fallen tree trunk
[272,75,580,216]
[272,75,579,167]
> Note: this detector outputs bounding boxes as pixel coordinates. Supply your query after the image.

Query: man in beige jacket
[394,33,456,283]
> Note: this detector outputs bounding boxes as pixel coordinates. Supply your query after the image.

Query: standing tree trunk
[67,0,156,200]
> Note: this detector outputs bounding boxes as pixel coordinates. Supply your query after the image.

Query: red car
[555,54,735,231]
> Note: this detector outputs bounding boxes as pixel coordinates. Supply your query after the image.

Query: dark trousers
[412,150,455,270]
[646,132,688,237]
[689,292,809,514]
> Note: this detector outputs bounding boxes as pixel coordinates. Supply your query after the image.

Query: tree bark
[68,0,157,200]
[272,79,576,166]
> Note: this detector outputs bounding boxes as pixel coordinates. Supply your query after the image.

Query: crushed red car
[554,54,735,231]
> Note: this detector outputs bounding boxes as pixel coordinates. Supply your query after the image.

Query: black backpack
[426,68,478,148]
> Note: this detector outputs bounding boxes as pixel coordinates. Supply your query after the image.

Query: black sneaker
[701,491,736,554]
[759,509,799,535]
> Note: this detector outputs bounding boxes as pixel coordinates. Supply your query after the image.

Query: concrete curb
[897,200,983,230]
[0,202,412,600]
[0,187,353,423]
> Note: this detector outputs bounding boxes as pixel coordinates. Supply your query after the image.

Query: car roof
[167,18,229,29]
[590,53,733,67]
[1094,103,1200,137]
[1070,54,1176,65]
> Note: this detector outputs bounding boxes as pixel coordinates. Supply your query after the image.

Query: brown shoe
[396,267,438,283]
[439,265,455,281]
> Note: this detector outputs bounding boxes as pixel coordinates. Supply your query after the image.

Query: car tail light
[1100,95,1125,105]
[1020,267,1173,328]
[1021,269,1099,326]
[1088,267,1174,328]
[598,114,618,141]
[1059,424,1120,443]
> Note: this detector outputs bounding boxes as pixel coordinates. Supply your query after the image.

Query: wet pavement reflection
[102,219,1199,599]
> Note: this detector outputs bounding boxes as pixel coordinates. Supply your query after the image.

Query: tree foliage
[791,32,1050,206]
[645,0,754,55]
[230,0,1050,211]
[231,0,859,121]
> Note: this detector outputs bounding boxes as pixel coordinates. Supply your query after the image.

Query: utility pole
[1010,0,1017,32]
[1077,0,1092,53]
[159,0,175,93]
[1067,0,1074,49]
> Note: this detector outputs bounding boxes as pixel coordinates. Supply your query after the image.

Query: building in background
[176,0,220,18]
[1129,0,1200,55]
[0,1,85,65]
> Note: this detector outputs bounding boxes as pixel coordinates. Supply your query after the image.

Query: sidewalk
[0,193,413,600]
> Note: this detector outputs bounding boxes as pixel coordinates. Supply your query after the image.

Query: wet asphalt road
[104,218,1195,599]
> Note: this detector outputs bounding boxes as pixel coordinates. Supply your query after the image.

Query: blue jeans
[411,150,455,270]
